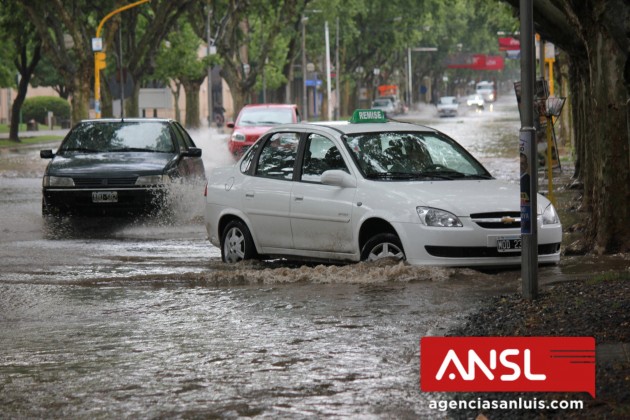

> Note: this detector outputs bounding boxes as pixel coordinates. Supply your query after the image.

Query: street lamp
[93,0,151,119]
[407,47,437,108]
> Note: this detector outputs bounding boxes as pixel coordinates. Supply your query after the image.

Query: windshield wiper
[61,147,99,153]
[365,171,446,180]
[109,147,157,152]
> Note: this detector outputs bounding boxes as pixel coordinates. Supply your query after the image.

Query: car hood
[364,179,550,215]
[46,152,176,176]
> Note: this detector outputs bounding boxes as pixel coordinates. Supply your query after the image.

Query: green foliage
[22,96,71,124]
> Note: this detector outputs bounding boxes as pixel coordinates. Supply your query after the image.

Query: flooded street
[1,97,628,418]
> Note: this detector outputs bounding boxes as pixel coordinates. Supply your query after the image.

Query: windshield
[59,121,175,153]
[342,131,491,180]
[237,108,295,126]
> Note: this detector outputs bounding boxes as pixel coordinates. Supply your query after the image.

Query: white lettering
[524,349,546,380]
[499,349,521,381]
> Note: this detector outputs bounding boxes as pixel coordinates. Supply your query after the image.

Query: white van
[475,81,496,102]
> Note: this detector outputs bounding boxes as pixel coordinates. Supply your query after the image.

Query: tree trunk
[183,80,202,129]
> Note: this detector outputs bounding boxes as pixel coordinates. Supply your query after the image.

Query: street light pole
[301,15,308,120]
[93,0,151,119]
[407,47,438,108]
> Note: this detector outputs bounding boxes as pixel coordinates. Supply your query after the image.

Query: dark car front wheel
[221,220,257,263]
[361,233,405,262]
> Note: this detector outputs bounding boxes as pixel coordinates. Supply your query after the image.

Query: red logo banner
[420,337,596,397]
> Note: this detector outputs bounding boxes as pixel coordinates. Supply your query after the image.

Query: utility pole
[207,8,213,126]
[519,0,538,300]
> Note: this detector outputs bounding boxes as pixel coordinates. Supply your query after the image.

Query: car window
[255,132,299,180]
[343,132,487,178]
[237,108,295,126]
[301,134,349,183]
[59,121,175,153]
[172,122,196,148]
[240,142,260,173]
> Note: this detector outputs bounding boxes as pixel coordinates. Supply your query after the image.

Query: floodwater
[1,97,628,418]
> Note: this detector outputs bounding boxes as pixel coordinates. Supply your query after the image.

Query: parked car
[466,94,485,109]
[204,109,561,267]
[40,118,206,217]
[371,98,397,117]
[437,96,459,117]
[227,104,301,158]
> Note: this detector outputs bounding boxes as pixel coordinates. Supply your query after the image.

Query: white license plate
[92,191,118,203]
[497,236,522,253]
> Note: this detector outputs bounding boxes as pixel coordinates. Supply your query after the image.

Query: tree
[30,54,70,99]
[189,0,300,117]
[502,0,630,253]
[0,1,41,142]
[154,21,219,128]
[20,0,194,124]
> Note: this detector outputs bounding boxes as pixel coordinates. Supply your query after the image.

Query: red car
[227,104,301,157]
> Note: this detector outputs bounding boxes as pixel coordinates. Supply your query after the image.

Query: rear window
[237,108,295,126]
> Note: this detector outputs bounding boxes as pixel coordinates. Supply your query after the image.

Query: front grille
[73,177,138,187]
[425,243,561,258]
[470,212,521,229]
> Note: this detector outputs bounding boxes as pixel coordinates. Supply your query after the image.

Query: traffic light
[95,52,107,71]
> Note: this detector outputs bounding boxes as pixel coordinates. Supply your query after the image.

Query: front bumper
[395,219,562,267]
[42,187,167,217]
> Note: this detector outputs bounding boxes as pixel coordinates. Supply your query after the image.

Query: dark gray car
[40,118,205,217]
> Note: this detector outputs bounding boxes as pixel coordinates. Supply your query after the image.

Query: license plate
[497,236,522,253]
[92,191,118,203]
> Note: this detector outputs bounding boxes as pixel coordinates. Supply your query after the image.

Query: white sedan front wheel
[361,233,405,262]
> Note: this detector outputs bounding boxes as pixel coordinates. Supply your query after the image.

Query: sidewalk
[0,128,69,140]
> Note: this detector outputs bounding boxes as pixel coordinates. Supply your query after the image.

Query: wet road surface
[1,97,628,418]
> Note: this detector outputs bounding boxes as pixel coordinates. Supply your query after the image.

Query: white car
[437,96,459,117]
[466,94,485,109]
[204,109,561,267]
[371,98,397,117]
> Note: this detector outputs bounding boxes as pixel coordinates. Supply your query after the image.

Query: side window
[301,134,348,183]
[255,132,299,180]
[240,142,260,173]
[169,123,188,150]
[173,122,196,148]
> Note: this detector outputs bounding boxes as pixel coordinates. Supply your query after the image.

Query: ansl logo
[435,349,546,381]
[420,337,596,397]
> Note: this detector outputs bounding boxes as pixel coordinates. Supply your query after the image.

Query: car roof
[265,120,439,136]
[240,103,297,110]
[78,118,175,124]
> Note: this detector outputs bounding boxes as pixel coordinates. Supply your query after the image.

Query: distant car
[40,118,206,217]
[227,104,301,158]
[437,96,459,117]
[466,94,485,109]
[204,109,561,267]
[371,98,397,116]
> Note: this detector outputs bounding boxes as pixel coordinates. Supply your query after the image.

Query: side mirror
[321,170,357,188]
[183,147,202,157]
[226,122,235,129]
[40,149,54,159]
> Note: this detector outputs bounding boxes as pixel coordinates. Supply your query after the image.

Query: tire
[221,220,257,263]
[361,233,405,262]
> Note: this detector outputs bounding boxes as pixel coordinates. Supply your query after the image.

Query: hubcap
[367,242,404,261]
[224,227,245,263]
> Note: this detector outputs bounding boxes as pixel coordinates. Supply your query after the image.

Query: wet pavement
[1,96,628,418]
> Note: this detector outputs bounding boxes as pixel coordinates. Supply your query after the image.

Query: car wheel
[361,233,405,262]
[221,220,257,263]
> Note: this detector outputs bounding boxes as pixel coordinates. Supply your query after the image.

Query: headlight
[231,132,246,142]
[542,203,560,225]
[135,175,168,185]
[416,206,463,227]
[43,176,74,187]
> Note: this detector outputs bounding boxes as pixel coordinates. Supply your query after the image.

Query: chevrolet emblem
[501,216,516,224]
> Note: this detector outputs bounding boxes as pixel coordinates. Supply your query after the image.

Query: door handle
[245,192,255,198]
[294,195,304,201]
